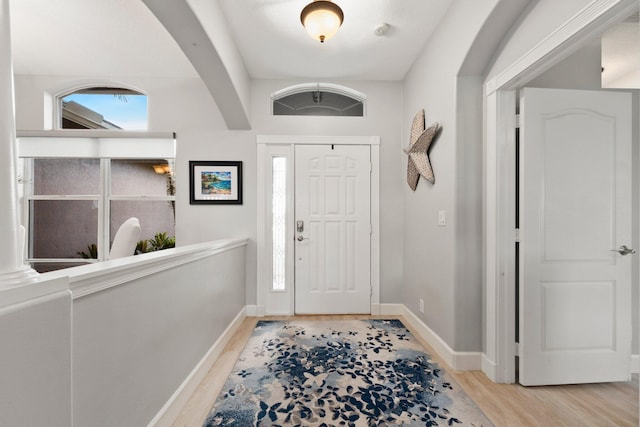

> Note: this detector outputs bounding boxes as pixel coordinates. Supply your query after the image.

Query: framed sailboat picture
[189,161,243,205]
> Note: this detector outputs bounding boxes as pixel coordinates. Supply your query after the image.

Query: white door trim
[256,135,380,316]
[483,0,638,383]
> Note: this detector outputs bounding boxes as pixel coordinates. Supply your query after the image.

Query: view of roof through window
[61,87,148,130]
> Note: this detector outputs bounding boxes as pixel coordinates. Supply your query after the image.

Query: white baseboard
[453,351,484,371]
[148,307,247,427]
[632,354,639,374]
[400,305,482,371]
[375,303,404,315]
[481,354,498,382]
[246,305,265,317]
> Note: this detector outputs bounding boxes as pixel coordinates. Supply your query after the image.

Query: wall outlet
[419,298,424,313]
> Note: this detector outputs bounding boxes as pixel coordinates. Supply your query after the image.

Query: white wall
[454,75,485,350]
[401,0,510,352]
[525,41,603,89]
[486,0,595,79]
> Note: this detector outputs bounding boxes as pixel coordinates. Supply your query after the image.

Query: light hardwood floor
[173,315,639,427]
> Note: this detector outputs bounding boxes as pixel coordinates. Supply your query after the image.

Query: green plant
[78,232,175,259]
[135,239,149,254]
[147,232,176,252]
[77,243,98,259]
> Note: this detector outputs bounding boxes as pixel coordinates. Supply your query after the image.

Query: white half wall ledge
[43,238,249,299]
[0,274,69,308]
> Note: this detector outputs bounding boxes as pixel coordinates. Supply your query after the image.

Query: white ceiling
[217,0,452,80]
[10,0,197,78]
[10,0,451,81]
[10,0,637,86]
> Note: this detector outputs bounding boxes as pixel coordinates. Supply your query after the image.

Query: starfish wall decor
[404,110,441,189]
[405,110,425,190]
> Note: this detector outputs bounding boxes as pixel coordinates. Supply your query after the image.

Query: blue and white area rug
[204,319,493,426]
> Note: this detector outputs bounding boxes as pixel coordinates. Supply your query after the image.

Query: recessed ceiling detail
[271,83,366,116]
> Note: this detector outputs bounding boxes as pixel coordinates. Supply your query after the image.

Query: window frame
[18,131,176,267]
[270,155,289,291]
[271,83,367,117]
[55,85,148,131]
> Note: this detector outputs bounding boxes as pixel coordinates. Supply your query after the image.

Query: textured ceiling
[10,0,451,81]
[9,0,638,85]
[9,0,196,78]
[218,0,452,80]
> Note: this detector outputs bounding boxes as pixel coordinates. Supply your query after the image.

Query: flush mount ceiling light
[300,0,344,43]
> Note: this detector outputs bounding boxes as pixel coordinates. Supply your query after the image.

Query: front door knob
[612,245,636,256]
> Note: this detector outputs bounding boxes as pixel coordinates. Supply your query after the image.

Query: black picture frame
[189,161,243,205]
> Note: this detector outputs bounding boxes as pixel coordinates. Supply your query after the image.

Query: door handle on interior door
[296,234,309,242]
[611,245,636,256]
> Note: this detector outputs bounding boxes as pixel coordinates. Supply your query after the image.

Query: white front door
[519,88,632,385]
[294,144,371,314]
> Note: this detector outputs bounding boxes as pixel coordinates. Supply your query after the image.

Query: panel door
[519,87,632,385]
[294,144,371,314]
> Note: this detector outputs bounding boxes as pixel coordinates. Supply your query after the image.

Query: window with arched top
[59,86,148,130]
[17,86,171,273]
[271,83,366,117]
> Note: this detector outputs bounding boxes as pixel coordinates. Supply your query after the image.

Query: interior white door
[294,144,371,314]
[519,87,632,386]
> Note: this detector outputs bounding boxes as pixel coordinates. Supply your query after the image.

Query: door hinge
[514,342,520,357]
[514,114,520,129]
[515,228,520,242]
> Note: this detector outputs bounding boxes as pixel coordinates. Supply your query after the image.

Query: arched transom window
[272,83,366,117]
[59,86,148,130]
